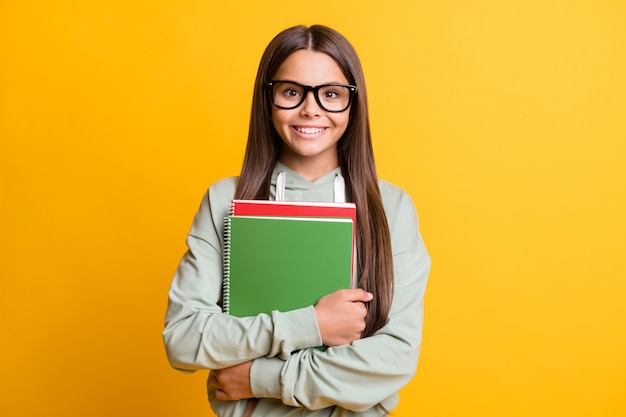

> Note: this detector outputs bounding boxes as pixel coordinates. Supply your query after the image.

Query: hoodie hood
[270,162,345,202]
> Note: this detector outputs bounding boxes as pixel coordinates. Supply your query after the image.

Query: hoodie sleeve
[249,183,431,411]
[162,178,323,371]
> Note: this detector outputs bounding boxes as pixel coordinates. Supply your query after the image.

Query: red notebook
[229,199,357,285]
[230,200,356,222]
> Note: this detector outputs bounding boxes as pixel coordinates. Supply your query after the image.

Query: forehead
[273,50,348,85]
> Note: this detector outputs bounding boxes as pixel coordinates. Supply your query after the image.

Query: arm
[249,186,431,411]
[209,288,374,401]
[162,179,323,371]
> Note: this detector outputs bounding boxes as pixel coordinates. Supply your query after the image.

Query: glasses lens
[318,85,352,112]
[272,82,305,109]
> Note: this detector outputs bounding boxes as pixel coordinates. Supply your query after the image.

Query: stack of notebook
[222,200,356,317]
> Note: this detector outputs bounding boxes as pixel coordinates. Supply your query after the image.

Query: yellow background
[1,1,625,416]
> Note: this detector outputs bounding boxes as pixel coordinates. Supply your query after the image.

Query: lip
[291,125,329,139]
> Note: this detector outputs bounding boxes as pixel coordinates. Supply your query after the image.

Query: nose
[300,90,322,117]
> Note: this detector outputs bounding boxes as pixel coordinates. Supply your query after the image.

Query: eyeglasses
[267,80,357,113]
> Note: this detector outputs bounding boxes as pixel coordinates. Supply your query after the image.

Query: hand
[208,361,254,401]
[314,288,373,347]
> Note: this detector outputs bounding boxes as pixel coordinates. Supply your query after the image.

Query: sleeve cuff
[270,306,323,358]
[250,356,284,399]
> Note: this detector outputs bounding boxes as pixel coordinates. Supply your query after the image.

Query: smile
[294,126,327,135]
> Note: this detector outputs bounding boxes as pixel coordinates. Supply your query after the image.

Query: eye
[324,89,339,99]
[320,86,346,101]
[278,84,303,100]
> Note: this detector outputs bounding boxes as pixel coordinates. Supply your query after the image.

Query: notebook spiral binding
[222,216,231,314]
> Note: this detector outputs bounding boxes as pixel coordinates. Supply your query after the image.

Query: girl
[163,25,431,416]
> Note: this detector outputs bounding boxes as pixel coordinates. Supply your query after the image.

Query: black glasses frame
[267,80,358,113]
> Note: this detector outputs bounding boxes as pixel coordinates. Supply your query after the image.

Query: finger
[343,288,373,302]
[215,388,227,400]
[208,372,221,388]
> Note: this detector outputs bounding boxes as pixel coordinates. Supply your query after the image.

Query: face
[270,50,351,178]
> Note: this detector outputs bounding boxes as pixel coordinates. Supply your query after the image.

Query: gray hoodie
[163,162,430,416]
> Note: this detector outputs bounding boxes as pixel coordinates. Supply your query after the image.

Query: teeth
[296,127,325,134]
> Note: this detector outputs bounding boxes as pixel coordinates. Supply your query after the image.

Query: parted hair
[234,25,393,337]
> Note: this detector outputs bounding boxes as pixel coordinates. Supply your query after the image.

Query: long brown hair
[235,25,393,337]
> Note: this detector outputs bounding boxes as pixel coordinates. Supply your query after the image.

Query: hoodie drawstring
[275,171,346,203]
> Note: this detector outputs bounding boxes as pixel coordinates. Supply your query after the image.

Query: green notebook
[223,215,353,317]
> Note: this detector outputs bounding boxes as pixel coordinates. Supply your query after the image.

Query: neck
[277,143,340,181]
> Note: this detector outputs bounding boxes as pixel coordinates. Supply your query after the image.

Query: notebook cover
[223,215,353,317]
[230,199,356,224]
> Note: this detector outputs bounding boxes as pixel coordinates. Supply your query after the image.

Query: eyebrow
[272,79,351,86]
